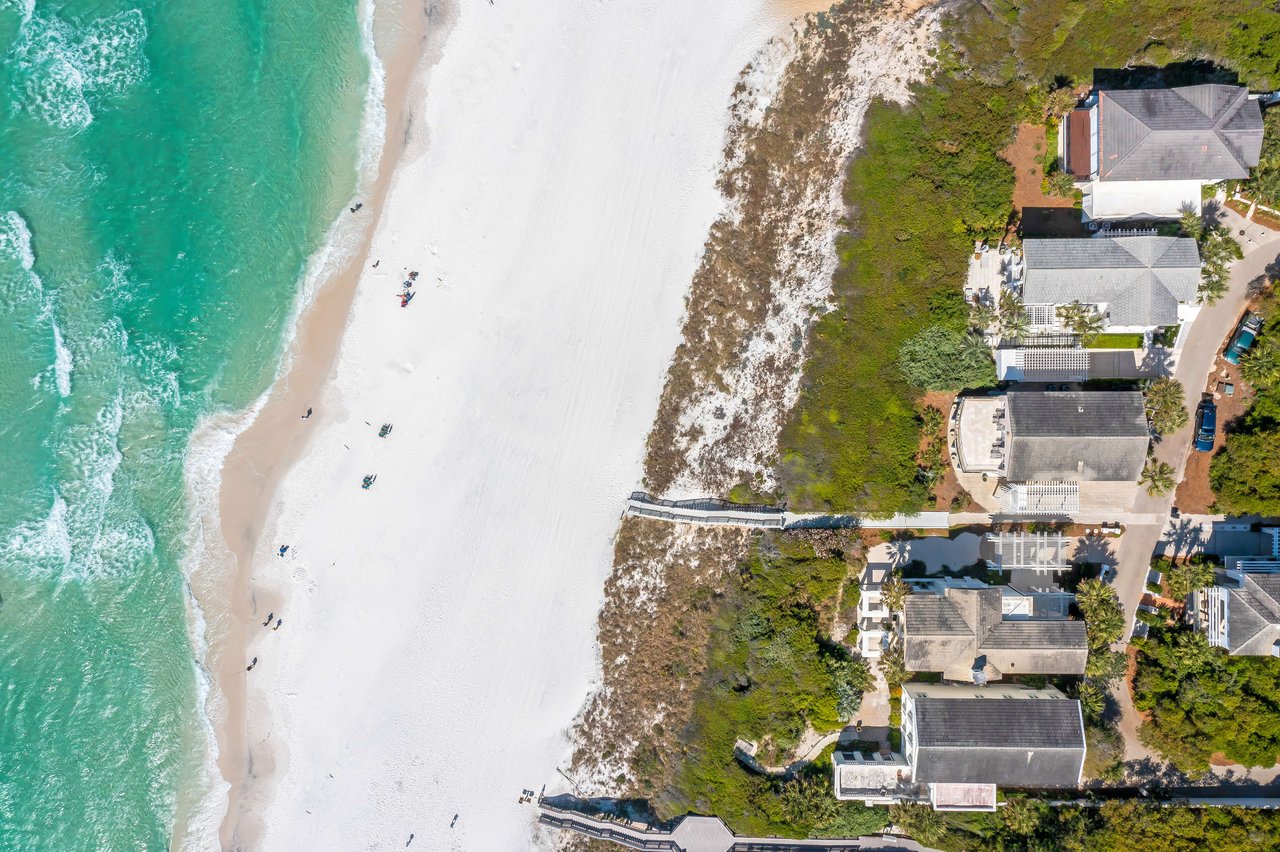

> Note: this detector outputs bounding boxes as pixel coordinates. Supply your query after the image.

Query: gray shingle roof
[1022,236,1200,327]
[909,691,1085,788]
[903,588,1088,680]
[1228,574,1280,655]
[1005,390,1149,482]
[1098,84,1263,181]
[981,620,1085,649]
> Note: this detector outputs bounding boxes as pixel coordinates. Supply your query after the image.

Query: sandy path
[225,1,811,849]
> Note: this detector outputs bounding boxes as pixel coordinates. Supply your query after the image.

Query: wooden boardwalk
[537,802,936,852]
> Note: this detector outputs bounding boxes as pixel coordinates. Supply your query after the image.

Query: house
[901,683,1086,810]
[952,389,1150,513]
[902,586,1087,682]
[1063,84,1264,221]
[1192,564,1280,655]
[1020,235,1201,333]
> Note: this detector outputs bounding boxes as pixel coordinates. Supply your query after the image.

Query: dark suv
[1194,398,1217,452]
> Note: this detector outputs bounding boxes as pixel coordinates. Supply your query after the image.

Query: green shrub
[898,326,997,391]
[1134,625,1280,772]
[664,535,871,835]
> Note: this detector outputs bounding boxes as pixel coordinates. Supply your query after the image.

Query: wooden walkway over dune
[537,801,935,852]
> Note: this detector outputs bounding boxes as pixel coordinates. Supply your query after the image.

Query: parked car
[1225,312,1263,365]
[1194,398,1217,452]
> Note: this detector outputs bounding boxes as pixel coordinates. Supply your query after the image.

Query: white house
[1019,234,1201,334]
[900,683,1086,810]
[1063,84,1264,221]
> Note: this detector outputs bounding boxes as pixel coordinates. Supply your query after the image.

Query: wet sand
[192,0,452,847]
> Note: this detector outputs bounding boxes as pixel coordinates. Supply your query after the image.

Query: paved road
[1111,210,1280,763]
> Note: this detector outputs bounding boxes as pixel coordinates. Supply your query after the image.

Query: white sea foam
[0,210,35,270]
[52,322,72,397]
[75,10,149,100]
[1,493,71,578]
[8,8,148,130]
[0,0,35,25]
[99,252,137,305]
[175,0,390,845]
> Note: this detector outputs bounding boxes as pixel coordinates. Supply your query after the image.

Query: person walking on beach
[273,618,282,631]
[246,657,258,672]
[278,545,289,557]
[302,407,313,419]
[262,612,274,627]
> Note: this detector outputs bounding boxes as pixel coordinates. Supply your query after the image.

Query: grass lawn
[1085,333,1144,349]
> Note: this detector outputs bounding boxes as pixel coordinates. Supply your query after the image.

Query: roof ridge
[1171,84,1216,121]
[1099,93,1152,180]
[1212,86,1247,131]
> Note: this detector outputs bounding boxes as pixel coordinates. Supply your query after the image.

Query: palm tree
[1046,170,1077,197]
[1197,224,1243,306]
[968,300,998,334]
[877,640,908,688]
[1198,273,1230,306]
[998,290,1030,342]
[1045,86,1078,119]
[880,574,911,614]
[1166,559,1216,601]
[1140,457,1176,496]
[1240,339,1280,390]
[1076,680,1106,720]
[1144,376,1189,436]
[1077,579,1126,648]
[1178,205,1203,240]
[1056,300,1104,340]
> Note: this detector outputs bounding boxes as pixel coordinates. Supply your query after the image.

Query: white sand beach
[216,1,827,848]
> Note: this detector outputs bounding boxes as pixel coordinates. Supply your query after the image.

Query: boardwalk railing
[626,492,786,529]
[624,492,950,531]
[537,799,928,851]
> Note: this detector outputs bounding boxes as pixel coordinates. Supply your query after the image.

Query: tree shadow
[1138,345,1174,378]
[1074,529,1119,571]
[1093,62,1240,91]
[1159,516,1206,560]
[1123,757,1196,789]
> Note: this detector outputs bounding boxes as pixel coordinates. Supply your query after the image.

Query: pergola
[983,531,1072,571]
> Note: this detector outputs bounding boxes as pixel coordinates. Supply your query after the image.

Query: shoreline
[197,1,838,847]
[183,0,455,847]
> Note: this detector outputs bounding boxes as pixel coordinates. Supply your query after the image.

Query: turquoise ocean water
[0,0,370,846]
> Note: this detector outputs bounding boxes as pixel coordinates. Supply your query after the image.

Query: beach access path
[238,2,829,850]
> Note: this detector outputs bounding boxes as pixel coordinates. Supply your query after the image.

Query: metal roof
[903,588,1087,680]
[1228,574,1280,655]
[1022,236,1200,327]
[1005,390,1149,482]
[909,690,1085,788]
[1098,84,1263,181]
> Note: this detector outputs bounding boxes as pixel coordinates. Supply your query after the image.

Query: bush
[1211,428,1280,515]
[898,325,996,391]
[778,75,1021,513]
[665,534,872,835]
[1134,625,1280,772]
